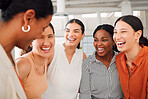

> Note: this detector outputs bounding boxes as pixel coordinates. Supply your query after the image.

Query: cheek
[64,33,68,38]
[51,39,55,45]
[93,42,97,47]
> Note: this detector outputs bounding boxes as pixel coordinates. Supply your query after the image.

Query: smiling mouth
[97,48,105,53]
[41,47,51,51]
[67,38,76,42]
[117,41,126,45]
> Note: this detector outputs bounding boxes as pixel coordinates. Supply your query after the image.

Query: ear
[135,30,142,40]
[81,33,85,40]
[23,9,36,30]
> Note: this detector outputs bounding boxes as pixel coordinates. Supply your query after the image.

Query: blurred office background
[3,0,147,58]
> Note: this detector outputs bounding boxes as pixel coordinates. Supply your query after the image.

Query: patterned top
[79,52,124,99]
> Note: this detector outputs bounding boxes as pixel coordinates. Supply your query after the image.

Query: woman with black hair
[16,23,55,99]
[0,0,53,98]
[79,24,123,99]
[113,15,148,99]
[42,19,86,99]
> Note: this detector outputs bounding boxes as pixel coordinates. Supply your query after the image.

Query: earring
[22,25,30,32]
[137,39,139,43]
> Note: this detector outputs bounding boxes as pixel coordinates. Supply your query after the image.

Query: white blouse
[42,43,83,99]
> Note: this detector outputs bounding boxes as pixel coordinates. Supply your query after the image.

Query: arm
[15,57,31,80]
[79,61,91,99]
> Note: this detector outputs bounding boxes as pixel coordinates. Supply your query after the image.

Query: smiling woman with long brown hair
[113,15,148,99]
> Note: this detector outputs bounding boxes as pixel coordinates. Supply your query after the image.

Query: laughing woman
[113,15,148,99]
[79,24,124,99]
[42,19,86,99]
[16,23,55,99]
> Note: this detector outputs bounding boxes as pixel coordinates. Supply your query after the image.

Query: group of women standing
[0,0,148,99]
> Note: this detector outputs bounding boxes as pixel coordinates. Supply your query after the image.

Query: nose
[43,37,51,46]
[96,41,102,46]
[68,31,74,37]
[113,32,121,41]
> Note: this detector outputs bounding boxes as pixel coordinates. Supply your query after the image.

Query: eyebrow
[74,29,80,31]
[102,37,108,39]
[48,34,54,36]
[115,28,128,30]
[65,28,80,31]
[94,37,108,39]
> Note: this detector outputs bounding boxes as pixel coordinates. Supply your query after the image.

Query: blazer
[0,45,26,99]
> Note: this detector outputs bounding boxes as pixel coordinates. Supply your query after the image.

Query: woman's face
[113,20,137,52]
[20,15,53,50]
[32,25,55,58]
[64,23,85,48]
[93,29,114,57]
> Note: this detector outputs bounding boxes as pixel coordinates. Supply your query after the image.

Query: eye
[74,30,79,33]
[94,39,98,42]
[40,35,44,39]
[102,39,107,42]
[121,30,127,33]
[114,31,117,34]
[65,29,70,32]
[48,35,53,38]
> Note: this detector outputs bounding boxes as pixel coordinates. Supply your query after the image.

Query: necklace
[31,52,45,76]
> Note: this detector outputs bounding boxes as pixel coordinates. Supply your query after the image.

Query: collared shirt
[115,46,148,99]
[79,51,124,99]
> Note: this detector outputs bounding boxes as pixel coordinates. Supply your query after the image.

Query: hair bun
[0,0,12,11]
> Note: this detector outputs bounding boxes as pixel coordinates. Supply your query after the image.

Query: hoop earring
[22,25,30,32]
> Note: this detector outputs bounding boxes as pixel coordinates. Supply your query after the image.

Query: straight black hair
[65,19,85,34]
[24,23,55,53]
[114,15,148,46]
[65,19,85,49]
[93,24,118,52]
[0,0,53,21]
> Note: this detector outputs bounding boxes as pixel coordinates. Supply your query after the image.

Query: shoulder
[83,52,87,60]
[16,57,31,80]
[83,55,93,65]
[116,52,124,60]
[82,55,94,71]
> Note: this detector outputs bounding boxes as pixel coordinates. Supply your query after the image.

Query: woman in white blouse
[79,24,124,99]
[42,19,86,99]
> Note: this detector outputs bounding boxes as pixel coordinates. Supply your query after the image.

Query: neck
[63,43,76,55]
[0,21,17,57]
[125,44,142,63]
[96,51,114,62]
[32,52,47,66]
[47,50,54,66]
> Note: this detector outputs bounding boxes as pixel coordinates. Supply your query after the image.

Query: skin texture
[16,26,55,80]
[64,23,86,64]
[0,9,52,62]
[93,29,114,68]
[113,20,142,74]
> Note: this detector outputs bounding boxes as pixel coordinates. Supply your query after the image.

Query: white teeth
[117,42,124,45]
[42,47,50,50]
[98,48,104,51]
[68,38,75,41]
